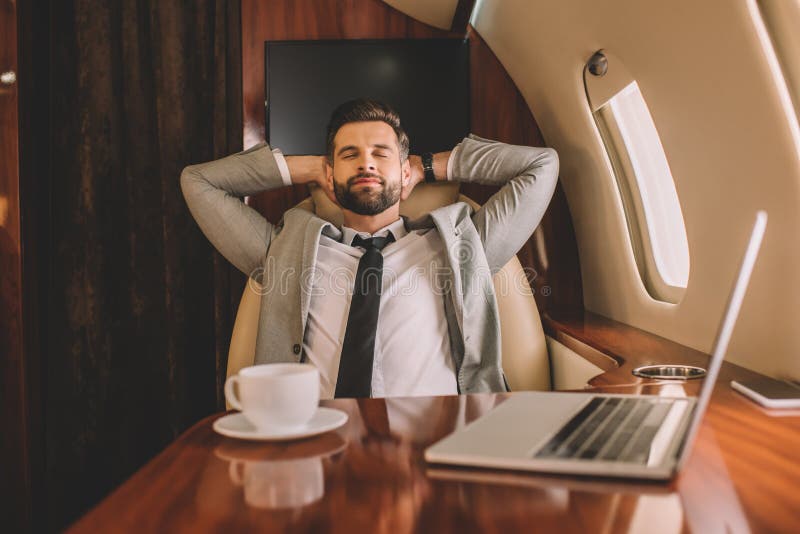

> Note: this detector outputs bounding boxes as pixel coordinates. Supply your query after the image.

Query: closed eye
[373,144,394,158]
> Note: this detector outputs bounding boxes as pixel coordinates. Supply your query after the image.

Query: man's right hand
[286,155,328,188]
[286,155,338,205]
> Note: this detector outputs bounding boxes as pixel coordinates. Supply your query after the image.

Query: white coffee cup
[224,363,320,431]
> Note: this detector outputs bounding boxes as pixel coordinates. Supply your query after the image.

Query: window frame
[584,55,690,304]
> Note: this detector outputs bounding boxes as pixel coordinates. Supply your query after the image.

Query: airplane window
[595,81,690,303]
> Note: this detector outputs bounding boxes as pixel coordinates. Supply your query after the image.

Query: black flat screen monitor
[265,39,470,155]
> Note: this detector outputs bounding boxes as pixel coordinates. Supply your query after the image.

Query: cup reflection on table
[228,457,324,509]
[214,432,346,510]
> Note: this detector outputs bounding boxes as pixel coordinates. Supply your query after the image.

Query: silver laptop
[425,211,767,480]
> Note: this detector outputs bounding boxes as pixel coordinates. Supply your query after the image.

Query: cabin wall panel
[472,0,800,379]
[242,0,583,317]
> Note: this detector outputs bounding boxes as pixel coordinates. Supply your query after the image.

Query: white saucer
[213,407,348,441]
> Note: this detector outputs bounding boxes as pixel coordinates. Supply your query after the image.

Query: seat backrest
[226,183,551,394]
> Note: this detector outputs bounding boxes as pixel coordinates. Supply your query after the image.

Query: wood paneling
[68,385,800,532]
[241,0,583,316]
[0,0,28,531]
[543,312,772,392]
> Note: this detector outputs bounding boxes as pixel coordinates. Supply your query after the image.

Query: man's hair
[325,98,410,163]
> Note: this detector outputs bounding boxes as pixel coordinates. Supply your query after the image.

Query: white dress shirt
[306,219,456,398]
[271,148,461,398]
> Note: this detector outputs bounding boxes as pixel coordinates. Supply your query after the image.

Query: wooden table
[69,367,800,533]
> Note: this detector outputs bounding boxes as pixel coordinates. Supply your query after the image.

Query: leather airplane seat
[226,183,552,395]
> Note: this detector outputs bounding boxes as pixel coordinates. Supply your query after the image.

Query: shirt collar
[342,217,407,247]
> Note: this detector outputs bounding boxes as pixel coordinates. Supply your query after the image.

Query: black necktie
[334,233,395,398]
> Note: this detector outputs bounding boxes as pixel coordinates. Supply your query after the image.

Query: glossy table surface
[69,368,800,533]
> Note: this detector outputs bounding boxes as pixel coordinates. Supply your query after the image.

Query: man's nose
[357,154,377,171]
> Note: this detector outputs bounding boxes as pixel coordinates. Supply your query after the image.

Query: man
[181,99,558,398]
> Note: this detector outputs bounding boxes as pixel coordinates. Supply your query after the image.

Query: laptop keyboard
[534,397,674,464]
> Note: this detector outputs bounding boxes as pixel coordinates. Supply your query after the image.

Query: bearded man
[181,98,558,398]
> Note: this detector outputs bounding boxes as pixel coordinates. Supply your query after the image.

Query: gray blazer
[181,135,559,393]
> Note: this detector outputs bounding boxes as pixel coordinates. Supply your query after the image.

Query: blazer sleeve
[451,134,559,273]
[180,142,287,278]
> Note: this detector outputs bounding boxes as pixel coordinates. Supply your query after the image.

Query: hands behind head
[286,155,328,187]
[285,155,338,204]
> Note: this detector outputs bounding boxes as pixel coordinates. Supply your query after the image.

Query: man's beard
[333,173,401,215]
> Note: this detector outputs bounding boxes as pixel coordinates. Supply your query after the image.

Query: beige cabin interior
[386,0,800,381]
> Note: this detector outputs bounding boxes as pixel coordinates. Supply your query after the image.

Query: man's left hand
[402,155,425,201]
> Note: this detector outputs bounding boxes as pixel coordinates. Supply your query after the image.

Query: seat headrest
[303,182,460,226]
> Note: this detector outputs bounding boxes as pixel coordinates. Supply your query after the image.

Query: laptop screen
[675,210,767,466]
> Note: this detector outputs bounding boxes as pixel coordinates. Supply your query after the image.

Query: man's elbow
[525,147,559,186]
[539,147,559,179]
[180,165,202,199]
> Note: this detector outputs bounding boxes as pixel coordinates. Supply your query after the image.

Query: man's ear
[324,161,339,205]
[400,158,413,201]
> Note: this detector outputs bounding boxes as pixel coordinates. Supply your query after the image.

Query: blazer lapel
[428,204,470,335]
[299,215,339,333]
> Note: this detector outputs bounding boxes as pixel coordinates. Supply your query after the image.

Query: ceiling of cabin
[382,0,460,31]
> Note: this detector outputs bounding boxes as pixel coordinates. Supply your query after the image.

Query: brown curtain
[42,1,242,529]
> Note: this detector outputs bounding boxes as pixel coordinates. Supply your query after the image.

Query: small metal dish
[632,364,707,380]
